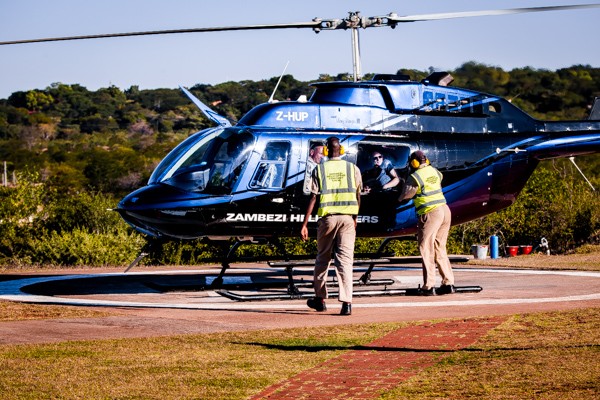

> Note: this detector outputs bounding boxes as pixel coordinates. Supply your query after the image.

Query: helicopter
[3,4,600,296]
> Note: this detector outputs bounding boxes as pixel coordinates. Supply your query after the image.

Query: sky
[1,0,599,99]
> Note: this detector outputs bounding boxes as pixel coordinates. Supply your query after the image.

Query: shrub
[26,228,145,266]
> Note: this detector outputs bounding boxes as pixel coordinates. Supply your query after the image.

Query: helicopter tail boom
[529,122,600,160]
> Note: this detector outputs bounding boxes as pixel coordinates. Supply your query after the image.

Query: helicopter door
[357,143,411,231]
[249,141,291,190]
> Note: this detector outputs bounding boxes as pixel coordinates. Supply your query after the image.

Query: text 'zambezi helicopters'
[3,4,600,295]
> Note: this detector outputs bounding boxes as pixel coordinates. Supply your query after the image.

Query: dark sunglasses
[373,155,382,160]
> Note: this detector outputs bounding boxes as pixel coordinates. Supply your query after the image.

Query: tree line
[0,62,598,267]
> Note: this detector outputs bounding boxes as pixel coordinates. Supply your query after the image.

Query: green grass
[381,308,600,399]
[0,300,110,321]
[0,309,598,399]
[0,323,401,399]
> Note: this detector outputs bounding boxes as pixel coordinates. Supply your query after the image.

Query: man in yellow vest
[400,150,455,295]
[301,137,362,315]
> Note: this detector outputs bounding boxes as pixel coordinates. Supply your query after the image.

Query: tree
[25,90,54,111]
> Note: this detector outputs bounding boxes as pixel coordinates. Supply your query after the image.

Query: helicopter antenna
[268,61,290,103]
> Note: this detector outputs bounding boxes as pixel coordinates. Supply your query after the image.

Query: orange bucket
[520,245,533,255]
[506,246,519,257]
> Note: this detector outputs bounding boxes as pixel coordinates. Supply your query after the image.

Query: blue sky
[1,0,599,98]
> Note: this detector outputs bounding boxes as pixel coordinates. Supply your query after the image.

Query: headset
[410,153,430,169]
[322,138,344,157]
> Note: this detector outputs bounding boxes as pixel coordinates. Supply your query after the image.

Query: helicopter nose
[118,183,187,209]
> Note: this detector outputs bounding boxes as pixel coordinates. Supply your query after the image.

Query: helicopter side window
[488,101,502,114]
[250,141,290,189]
[457,98,473,114]
[434,93,446,110]
[446,95,459,110]
[455,95,490,115]
[423,91,434,109]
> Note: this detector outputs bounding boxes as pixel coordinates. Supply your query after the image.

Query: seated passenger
[362,152,400,194]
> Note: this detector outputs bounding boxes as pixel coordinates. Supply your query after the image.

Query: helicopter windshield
[154,127,255,194]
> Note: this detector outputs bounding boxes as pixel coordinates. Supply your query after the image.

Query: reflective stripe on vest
[317,160,359,216]
[411,165,446,215]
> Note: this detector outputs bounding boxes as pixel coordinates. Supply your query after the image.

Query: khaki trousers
[314,214,356,303]
[417,204,454,290]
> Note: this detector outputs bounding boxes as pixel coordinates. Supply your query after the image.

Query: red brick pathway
[250,316,507,400]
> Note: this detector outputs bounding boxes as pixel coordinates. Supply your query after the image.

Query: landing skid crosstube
[217,285,483,301]
[125,236,402,295]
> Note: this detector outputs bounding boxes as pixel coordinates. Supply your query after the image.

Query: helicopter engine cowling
[239,101,392,131]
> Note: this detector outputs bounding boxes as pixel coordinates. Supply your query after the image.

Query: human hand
[301,226,309,241]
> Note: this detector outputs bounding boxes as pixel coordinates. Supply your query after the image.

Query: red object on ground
[520,245,533,255]
[507,246,519,256]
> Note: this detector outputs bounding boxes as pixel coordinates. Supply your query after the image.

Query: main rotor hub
[312,11,391,33]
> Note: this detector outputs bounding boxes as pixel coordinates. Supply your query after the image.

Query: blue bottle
[490,235,499,259]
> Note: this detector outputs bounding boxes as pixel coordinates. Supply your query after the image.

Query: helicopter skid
[267,258,391,268]
[144,277,395,293]
[216,285,483,302]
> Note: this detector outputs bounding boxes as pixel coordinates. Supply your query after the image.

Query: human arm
[300,193,317,240]
[382,167,400,190]
[354,165,362,227]
[399,176,418,201]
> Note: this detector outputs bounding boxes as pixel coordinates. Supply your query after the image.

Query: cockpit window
[160,128,255,194]
[149,127,221,184]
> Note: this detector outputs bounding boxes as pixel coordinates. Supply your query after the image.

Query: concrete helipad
[1,260,599,344]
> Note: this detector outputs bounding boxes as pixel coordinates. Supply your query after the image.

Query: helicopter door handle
[496,147,526,154]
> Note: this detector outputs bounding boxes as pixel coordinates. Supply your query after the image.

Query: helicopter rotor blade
[0,21,321,46]
[382,4,600,24]
[1,4,599,46]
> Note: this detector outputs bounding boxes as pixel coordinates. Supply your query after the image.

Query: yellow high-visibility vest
[411,165,446,215]
[316,160,359,216]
